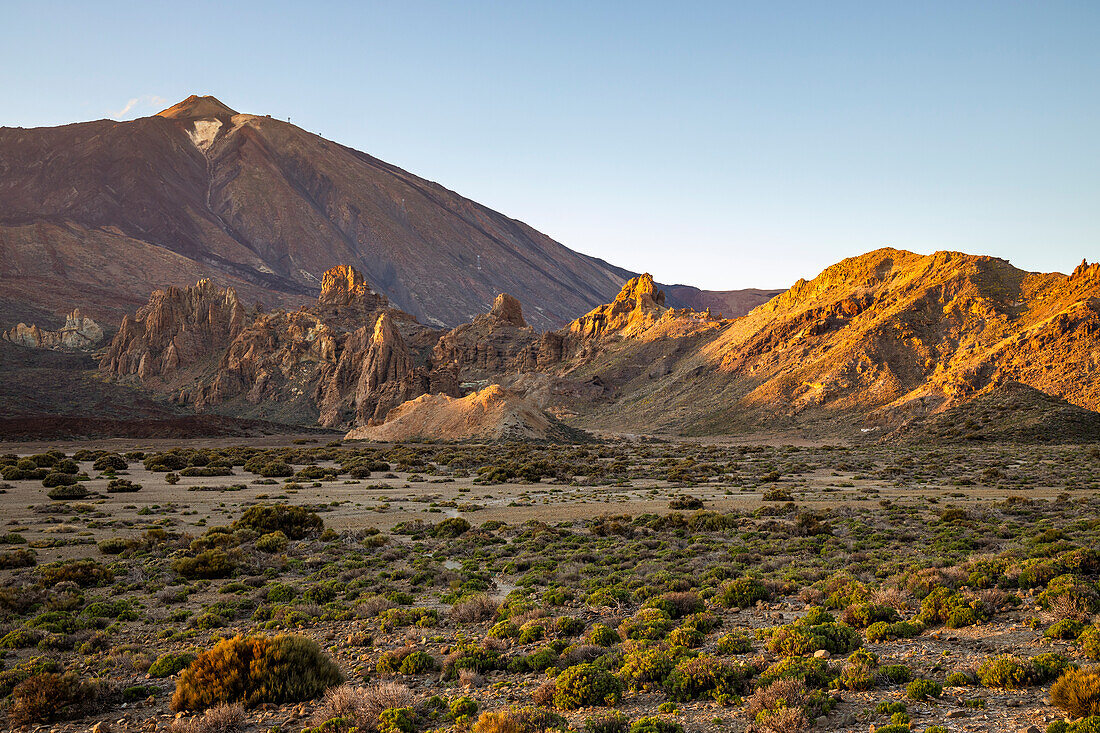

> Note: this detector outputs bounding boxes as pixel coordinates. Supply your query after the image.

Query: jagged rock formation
[3,309,103,350]
[102,280,247,382]
[568,273,668,339]
[102,266,456,428]
[432,294,543,378]
[345,384,588,442]
[317,312,455,427]
[96,252,1100,441]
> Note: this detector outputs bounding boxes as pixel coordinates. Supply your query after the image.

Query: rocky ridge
[3,308,103,350]
[96,252,1100,440]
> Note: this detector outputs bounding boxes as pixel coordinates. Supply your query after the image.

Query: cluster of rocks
[2,308,104,350]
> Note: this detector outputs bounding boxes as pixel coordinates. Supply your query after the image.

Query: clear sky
[2,1,1097,290]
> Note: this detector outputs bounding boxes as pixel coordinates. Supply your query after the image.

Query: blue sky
[2,1,1097,290]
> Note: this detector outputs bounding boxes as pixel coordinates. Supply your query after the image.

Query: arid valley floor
[1,436,1098,733]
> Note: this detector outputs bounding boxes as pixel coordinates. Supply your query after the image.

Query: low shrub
[0,548,36,569]
[150,651,198,678]
[8,672,103,726]
[841,602,899,628]
[1050,667,1100,719]
[171,634,343,711]
[46,483,90,500]
[107,478,142,493]
[664,654,750,703]
[906,678,942,701]
[619,608,673,641]
[39,559,112,587]
[587,623,619,647]
[767,608,862,657]
[977,655,1031,689]
[585,711,629,733]
[629,717,684,733]
[553,663,623,709]
[232,505,323,540]
[716,578,770,608]
[172,549,236,579]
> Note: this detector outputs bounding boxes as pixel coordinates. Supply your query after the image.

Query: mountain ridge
[0,95,774,331]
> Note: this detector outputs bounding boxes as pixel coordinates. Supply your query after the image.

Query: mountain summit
[156,94,238,120]
[0,95,775,331]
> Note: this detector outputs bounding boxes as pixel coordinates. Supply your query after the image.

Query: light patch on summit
[187,119,222,152]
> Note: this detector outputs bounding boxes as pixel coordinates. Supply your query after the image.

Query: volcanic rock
[3,308,103,350]
[102,279,246,383]
[432,293,541,378]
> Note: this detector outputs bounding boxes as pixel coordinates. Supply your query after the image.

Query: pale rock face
[3,308,104,350]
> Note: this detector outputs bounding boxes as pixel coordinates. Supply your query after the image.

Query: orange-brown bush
[1050,667,1100,719]
[8,671,103,726]
[171,634,343,711]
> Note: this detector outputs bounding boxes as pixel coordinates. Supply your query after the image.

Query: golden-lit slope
[548,250,1099,436]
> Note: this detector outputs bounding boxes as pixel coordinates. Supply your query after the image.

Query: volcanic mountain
[0,94,775,331]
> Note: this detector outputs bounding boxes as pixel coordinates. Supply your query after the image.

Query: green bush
[232,505,322,540]
[835,648,878,691]
[38,559,112,587]
[1080,626,1100,660]
[172,549,236,579]
[917,587,990,628]
[767,608,862,657]
[553,663,623,709]
[906,678,942,701]
[716,577,770,608]
[0,548,36,569]
[1049,619,1089,640]
[1032,653,1073,685]
[379,707,417,733]
[106,478,142,493]
[93,454,127,472]
[619,608,673,641]
[865,620,923,642]
[757,657,834,689]
[620,647,681,691]
[587,623,619,647]
[716,632,753,654]
[841,602,899,628]
[664,655,749,703]
[628,717,684,733]
[977,655,1031,689]
[450,696,479,721]
[398,651,438,675]
[42,471,79,488]
[432,517,471,538]
[149,651,197,678]
[256,531,289,553]
[1047,718,1100,733]
[46,483,90,500]
[1039,575,1100,614]
[171,634,343,711]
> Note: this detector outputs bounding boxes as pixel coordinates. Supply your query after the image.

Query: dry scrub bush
[8,671,104,726]
[171,634,342,711]
[312,682,415,728]
[451,594,499,623]
[170,703,246,733]
[1051,667,1100,719]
